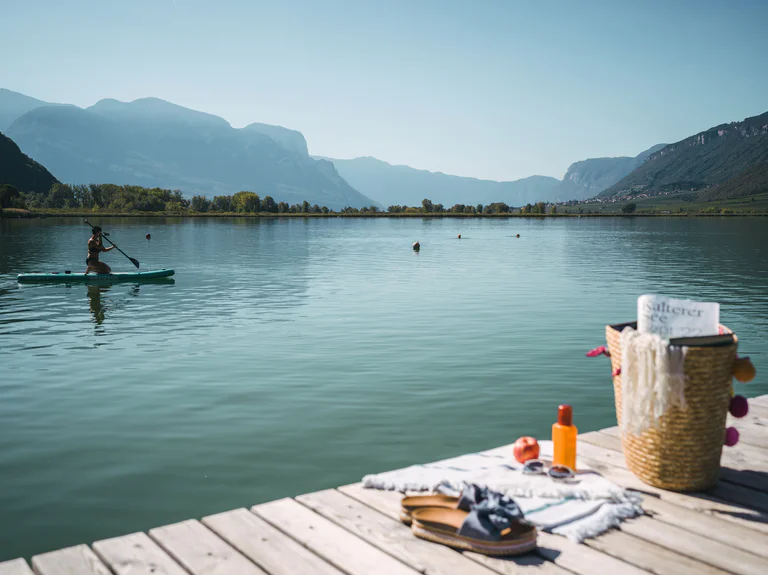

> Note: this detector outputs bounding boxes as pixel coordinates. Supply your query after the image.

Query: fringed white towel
[362,441,643,543]
[620,326,687,435]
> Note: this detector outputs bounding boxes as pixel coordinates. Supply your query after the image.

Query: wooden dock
[3,394,768,575]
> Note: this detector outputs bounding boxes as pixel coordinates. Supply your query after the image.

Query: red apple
[513,436,540,463]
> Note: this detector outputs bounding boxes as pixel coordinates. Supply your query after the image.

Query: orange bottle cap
[558,405,573,426]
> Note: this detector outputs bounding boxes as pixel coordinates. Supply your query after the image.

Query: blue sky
[2,0,767,180]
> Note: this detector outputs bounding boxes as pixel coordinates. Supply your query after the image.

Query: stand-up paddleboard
[17,269,175,283]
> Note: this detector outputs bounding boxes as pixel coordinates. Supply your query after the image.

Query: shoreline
[3,210,767,219]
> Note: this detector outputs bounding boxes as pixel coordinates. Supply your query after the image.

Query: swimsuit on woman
[86,242,101,265]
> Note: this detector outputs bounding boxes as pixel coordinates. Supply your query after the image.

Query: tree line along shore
[1,183,765,218]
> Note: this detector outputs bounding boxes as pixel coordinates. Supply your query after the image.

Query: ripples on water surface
[1,216,766,559]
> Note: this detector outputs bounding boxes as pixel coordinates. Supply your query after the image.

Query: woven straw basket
[605,322,738,491]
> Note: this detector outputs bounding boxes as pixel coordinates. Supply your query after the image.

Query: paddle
[85,219,140,269]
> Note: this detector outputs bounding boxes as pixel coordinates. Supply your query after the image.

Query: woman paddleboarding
[85,226,115,274]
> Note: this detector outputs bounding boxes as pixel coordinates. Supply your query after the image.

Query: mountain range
[601,111,768,198]
[0,88,666,207]
[0,131,58,194]
[0,88,72,133]
[1,88,766,208]
[560,145,666,197]
[1,90,374,209]
[315,156,565,207]
[322,144,667,207]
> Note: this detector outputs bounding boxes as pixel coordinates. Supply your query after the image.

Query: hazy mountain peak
[244,122,308,156]
[561,143,667,198]
[0,88,72,132]
[634,143,667,162]
[0,88,49,108]
[88,97,231,128]
[5,95,375,209]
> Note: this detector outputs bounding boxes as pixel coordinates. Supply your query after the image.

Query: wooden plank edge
[92,531,190,575]
[202,507,344,575]
[31,544,111,575]
[584,527,731,575]
[294,489,504,575]
[336,483,652,575]
[0,559,34,575]
[252,497,420,575]
[575,437,768,537]
[148,518,268,575]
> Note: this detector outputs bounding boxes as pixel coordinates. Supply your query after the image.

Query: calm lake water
[1,216,767,559]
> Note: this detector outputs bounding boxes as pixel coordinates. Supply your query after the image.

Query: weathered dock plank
[339,482,584,575]
[202,507,343,575]
[703,480,768,513]
[253,497,419,575]
[585,428,767,492]
[297,488,499,575]
[584,529,729,575]
[633,491,768,560]
[746,405,768,423]
[0,559,33,575]
[619,515,768,575]
[593,427,768,492]
[575,440,768,535]
[31,545,111,575]
[92,531,188,575]
[748,395,768,409]
[340,479,708,575]
[535,532,649,575]
[727,414,768,447]
[149,519,266,575]
[582,429,768,502]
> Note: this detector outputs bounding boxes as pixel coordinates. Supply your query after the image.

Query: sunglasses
[522,459,575,480]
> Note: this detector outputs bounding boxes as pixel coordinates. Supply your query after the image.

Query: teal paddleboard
[17,269,175,283]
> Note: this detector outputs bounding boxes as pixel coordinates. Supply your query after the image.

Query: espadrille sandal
[400,483,491,525]
[410,497,537,556]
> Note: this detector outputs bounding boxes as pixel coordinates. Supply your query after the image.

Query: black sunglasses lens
[549,466,574,479]
[524,460,544,473]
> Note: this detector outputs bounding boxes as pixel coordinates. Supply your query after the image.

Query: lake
[1,216,766,560]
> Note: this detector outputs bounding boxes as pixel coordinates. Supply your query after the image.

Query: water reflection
[87,285,109,330]
[0,218,78,276]
[85,281,173,336]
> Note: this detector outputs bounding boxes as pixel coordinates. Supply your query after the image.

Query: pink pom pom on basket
[729,395,749,418]
[725,427,740,447]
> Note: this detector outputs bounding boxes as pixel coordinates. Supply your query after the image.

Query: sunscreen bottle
[552,405,577,471]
